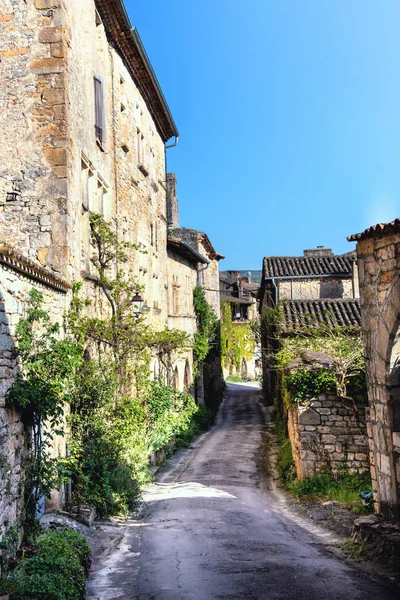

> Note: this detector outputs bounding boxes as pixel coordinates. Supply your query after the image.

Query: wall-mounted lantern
[132,293,144,317]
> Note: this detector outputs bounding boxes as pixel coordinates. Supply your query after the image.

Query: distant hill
[220,270,262,284]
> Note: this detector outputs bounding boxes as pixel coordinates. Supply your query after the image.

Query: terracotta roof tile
[279,298,361,333]
[263,253,355,279]
[347,218,400,242]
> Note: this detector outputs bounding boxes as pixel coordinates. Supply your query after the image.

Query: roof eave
[95,0,178,142]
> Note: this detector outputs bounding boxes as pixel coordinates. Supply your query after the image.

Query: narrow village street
[87,383,397,600]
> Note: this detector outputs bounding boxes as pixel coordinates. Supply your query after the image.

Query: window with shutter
[94,76,104,143]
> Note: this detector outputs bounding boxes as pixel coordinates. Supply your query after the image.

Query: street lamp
[132,293,144,317]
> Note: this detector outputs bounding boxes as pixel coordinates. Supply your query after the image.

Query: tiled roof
[279,299,361,333]
[347,218,400,242]
[263,253,355,278]
[167,237,208,264]
[95,1,178,141]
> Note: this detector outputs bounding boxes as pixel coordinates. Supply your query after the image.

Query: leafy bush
[285,368,336,403]
[289,471,372,512]
[1,528,91,600]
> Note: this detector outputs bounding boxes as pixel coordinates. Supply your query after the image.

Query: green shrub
[288,471,372,512]
[285,368,336,403]
[1,528,91,600]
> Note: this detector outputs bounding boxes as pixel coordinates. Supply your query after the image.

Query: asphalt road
[87,383,397,600]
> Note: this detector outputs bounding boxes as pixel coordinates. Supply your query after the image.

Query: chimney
[166,172,179,228]
[303,246,333,257]
[227,270,240,284]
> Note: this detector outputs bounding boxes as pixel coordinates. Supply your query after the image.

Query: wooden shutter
[94,77,104,143]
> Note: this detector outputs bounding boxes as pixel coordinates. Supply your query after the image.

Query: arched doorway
[183,361,191,393]
[241,358,248,378]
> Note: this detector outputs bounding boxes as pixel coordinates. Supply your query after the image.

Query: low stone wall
[287,394,369,479]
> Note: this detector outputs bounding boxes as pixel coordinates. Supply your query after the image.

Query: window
[94,76,104,143]
[81,159,94,211]
[172,275,180,314]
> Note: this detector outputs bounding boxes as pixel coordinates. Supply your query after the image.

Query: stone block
[2,48,30,58]
[321,434,336,443]
[35,0,62,7]
[51,43,64,58]
[44,148,66,166]
[42,88,65,105]
[354,435,367,446]
[29,58,64,74]
[298,406,321,426]
[39,26,62,44]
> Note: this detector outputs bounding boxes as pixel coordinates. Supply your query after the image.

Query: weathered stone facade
[0,0,181,539]
[348,219,400,517]
[288,395,368,479]
[0,0,225,540]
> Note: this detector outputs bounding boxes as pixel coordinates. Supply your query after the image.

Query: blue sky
[126,0,400,269]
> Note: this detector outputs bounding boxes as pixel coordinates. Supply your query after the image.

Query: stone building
[259,247,360,399]
[0,0,182,536]
[348,218,400,518]
[166,173,225,405]
[258,247,368,480]
[219,271,260,379]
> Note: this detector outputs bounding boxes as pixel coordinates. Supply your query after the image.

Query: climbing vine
[193,286,218,371]
[262,305,366,401]
[220,302,255,374]
[6,290,83,528]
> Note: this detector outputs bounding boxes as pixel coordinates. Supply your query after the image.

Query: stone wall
[287,394,369,479]
[0,0,70,276]
[355,231,400,517]
[0,259,68,540]
[278,277,354,301]
[166,247,197,392]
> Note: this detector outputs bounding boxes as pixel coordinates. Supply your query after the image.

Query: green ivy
[284,369,336,403]
[193,286,217,370]
[220,302,255,373]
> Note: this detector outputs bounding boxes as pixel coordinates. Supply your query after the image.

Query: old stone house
[259,247,360,398]
[219,271,260,379]
[348,219,400,518]
[259,247,369,479]
[166,174,225,406]
[0,0,218,537]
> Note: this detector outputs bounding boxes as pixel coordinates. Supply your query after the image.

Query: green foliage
[284,369,336,403]
[146,381,199,452]
[220,302,255,374]
[289,471,372,512]
[193,286,218,369]
[0,525,19,576]
[6,290,83,526]
[1,528,91,600]
[262,305,365,400]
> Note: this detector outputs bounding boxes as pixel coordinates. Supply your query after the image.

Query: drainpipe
[179,241,210,287]
[165,136,179,149]
[271,278,278,305]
